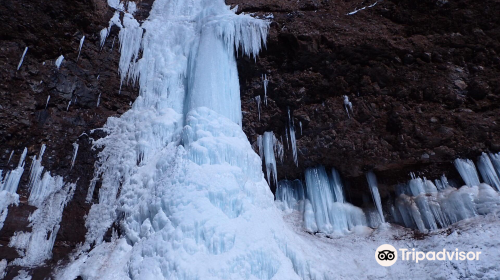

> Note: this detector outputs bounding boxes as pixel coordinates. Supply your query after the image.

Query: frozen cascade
[17,47,28,71]
[454,158,481,187]
[288,108,298,166]
[77,36,85,61]
[303,166,366,234]
[0,148,28,230]
[275,180,305,212]
[365,172,385,223]
[71,143,79,170]
[55,55,64,69]
[477,153,500,191]
[5,145,76,266]
[56,2,339,279]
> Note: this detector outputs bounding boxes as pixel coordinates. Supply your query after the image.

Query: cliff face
[0,0,499,278]
[230,0,500,198]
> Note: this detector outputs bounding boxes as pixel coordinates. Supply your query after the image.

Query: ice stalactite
[263,131,278,186]
[262,74,268,105]
[477,153,500,191]
[97,93,101,107]
[45,95,50,109]
[299,121,302,135]
[100,28,109,49]
[275,180,305,212]
[255,96,261,121]
[7,150,14,164]
[55,55,64,69]
[77,36,85,61]
[454,158,481,187]
[0,148,27,230]
[70,143,79,170]
[288,108,298,166]
[66,101,71,111]
[17,47,28,71]
[303,166,366,234]
[343,95,352,119]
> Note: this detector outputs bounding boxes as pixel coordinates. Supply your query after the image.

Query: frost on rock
[55,55,64,69]
[17,47,28,71]
[0,148,27,230]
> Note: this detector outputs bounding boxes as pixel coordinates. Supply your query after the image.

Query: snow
[55,55,64,69]
[17,47,28,71]
[0,259,6,279]
[12,270,31,280]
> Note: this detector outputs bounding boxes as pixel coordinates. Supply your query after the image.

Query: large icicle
[70,143,79,170]
[477,153,500,191]
[288,108,298,166]
[454,158,481,187]
[17,47,28,71]
[263,131,278,186]
[365,172,385,223]
[77,36,85,61]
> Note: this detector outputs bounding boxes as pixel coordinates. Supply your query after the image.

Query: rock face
[0,0,499,278]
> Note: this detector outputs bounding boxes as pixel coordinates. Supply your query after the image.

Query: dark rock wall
[0,0,499,278]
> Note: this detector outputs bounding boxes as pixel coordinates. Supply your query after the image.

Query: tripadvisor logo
[375,244,482,267]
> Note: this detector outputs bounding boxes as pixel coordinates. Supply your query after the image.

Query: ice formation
[0,148,27,230]
[255,95,261,120]
[7,150,14,164]
[45,95,50,109]
[100,28,109,49]
[66,100,71,111]
[303,166,366,234]
[477,152,500,191]
[263,131,278,186]
[275,180,305,212]
[77,35,85,61]
[70,143,79,170]
[97,93,101,107]
[262,74,269,105]
[56,2,333,279]
[366,171,385,223]
[17,47,28,71]
[55,55,64,69]
[343,95,352,118]
[454,158,481,187]
[9,145,76,266]
[288,108,298,166]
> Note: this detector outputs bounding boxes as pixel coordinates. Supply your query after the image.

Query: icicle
[330,168,345,203]
[17,47,28,71]
[110,36,116,52]
[263,132,278,186]
[299,121,302,135]
[343,95,352,119]
[55,55,64,69]
[66,101,72,111]
[262,74,268,105]
[304,166,366,234]
[254,96,261,121]
[100,28,109,49]
[434,174,449,191]
[28,145,46,193]
[0,148,27,193]
[70,143,79,170]
[288,108,298,166]
[273,134,284,163]
[275,179,305,212]
[477,153,500,191]
[7,151,14,165]
[366,171,385,223]
[77,36,85,61]
[45,95,50,109]
[257,135,263,159]
[454,158,481,187]
[97,93,101,107]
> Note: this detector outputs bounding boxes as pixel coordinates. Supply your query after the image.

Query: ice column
[454,158,481,187]
[366,172,385,223]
